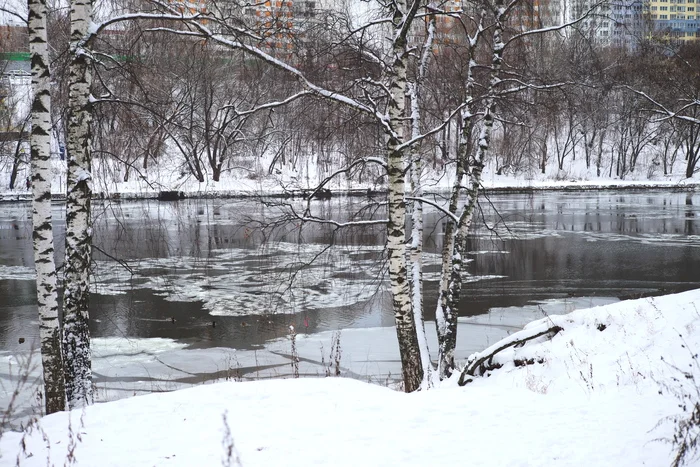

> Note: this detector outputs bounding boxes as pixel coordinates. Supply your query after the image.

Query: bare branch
[406,196,459,224]
[504,1,606,47]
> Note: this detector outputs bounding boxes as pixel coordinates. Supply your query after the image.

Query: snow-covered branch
[296,217,388,229]
[504,1,605,47]
[458,322,564,385]
[494,81,573,98]
[220,91,313,117]
[626,86,700,125]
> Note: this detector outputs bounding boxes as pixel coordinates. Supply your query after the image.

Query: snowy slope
[0,378,681,467]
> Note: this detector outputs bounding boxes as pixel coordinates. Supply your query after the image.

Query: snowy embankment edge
[454,287,700,397]
[2,179,699,203]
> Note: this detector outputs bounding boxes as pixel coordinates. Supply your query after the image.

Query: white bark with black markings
[63,0,94,408]
[434,10,486,380]
[408,11,437,389]
[436,3,505,379]
[28,0,66,414]
[386,0,425,393]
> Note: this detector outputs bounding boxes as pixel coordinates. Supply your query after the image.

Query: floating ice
[90,243,387,316]
[0,265,35,281]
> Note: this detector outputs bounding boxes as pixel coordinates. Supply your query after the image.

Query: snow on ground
[3,290,700,466]
[0,379,681,467]
[1,138,699,200]
[0,311,523,428]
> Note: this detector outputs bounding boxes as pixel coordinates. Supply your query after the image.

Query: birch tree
[383,0,425,392]
[63,0,95,407]
[28,0,66,414]
[431,0,594,378]
[407,10,437,388]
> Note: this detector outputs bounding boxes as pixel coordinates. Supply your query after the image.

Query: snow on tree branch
[458,323,564,385]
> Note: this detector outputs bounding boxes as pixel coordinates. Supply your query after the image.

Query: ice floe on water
[472,221,564,240]
[92,336,189,358]
[459,296,621,330]
[473,219,700,248]
[579,231,700,247]
[88,242,495,317]
[91,242,388,316]
[0,265,35,281]
[468,250,510,254]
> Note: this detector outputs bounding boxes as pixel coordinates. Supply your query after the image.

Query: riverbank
[2,176,700,203]
[2,149,700,202]
[2,289,699,466]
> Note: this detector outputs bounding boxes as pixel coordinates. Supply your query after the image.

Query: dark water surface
[2,190,700,352]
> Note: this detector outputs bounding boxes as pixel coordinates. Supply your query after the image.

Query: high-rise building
[646,0,700,42]
[565,0,644,49]
[610,0,645,48]
[433,0,463,47]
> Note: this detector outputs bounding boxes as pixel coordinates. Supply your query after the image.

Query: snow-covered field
[3,290,700,466]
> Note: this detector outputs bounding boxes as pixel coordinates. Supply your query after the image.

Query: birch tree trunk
[386,0,423,393]
[435,25,481,380]
[28,0,66,414]
[407,88,434,389]
[436,5,505,378]
[408,12,437,388]
[63,0,94,408]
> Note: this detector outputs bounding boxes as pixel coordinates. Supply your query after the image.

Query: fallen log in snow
[458,323,563,386]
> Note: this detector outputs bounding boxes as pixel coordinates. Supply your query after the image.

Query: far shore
[2,178,700,203]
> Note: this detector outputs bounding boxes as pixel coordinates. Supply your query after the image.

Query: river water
[2,190,700,355]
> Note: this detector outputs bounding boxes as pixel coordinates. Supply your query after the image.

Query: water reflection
[455,191,700,316]
[1,190,700,351]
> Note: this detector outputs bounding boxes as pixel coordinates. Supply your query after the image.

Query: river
[2,190,700,354]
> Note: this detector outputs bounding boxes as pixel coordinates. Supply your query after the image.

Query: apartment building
[609,0,645,48]
[564,0,644,49]
[406,0,645,51]
[646,0,700,42]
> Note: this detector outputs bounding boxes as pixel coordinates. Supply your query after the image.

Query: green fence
[0,52,31,61]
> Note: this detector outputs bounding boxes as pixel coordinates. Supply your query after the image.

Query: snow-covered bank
[4,178,700,202]
[2,153,700,202]
[3,290,700,466]
[2,177,699,203]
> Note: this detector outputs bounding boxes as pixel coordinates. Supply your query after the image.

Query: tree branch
[458,323,563,385]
